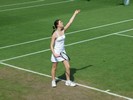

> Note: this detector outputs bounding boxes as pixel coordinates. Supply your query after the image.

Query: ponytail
[52,25,56,34]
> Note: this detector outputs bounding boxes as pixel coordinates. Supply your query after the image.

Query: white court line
[1,28,133,62]
[0,62,133,100]
[0,37,51,50]
[115,33,133,38]
[1,48,50,62]
[0,18,133,50]
[0,0,73,12]
[0,0,45,8]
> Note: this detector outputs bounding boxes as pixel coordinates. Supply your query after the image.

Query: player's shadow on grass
[57,65,92,82]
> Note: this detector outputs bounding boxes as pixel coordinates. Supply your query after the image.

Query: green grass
[0,0,133,99]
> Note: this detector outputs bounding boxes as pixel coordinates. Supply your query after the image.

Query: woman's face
[58,20,64,28]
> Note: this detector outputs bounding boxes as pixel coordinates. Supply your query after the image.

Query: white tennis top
[54,31,65,52]
[51,31,66,62]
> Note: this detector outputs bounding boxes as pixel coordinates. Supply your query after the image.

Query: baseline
[0,62,133,100]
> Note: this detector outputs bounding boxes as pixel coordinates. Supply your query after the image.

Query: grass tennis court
[0,0,133,100]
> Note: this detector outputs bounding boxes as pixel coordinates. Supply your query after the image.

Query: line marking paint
[0,62,133,100]
[0,37,51,50]
[1,28,133,62]
[0,18,133,50]
[0,0,45,8]
[0,0,73,12]
[115,33,133,38]
[0,49,50,62]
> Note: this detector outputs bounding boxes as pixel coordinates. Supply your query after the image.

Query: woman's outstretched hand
[74,10,80,15]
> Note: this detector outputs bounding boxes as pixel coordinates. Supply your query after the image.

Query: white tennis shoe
[52,80,56,88]
[65,80,76,87]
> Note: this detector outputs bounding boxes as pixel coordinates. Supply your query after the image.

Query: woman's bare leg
[51,62,58,80]
[63,60,70,80]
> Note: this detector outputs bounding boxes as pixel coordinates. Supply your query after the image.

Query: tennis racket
[60,52,70,61]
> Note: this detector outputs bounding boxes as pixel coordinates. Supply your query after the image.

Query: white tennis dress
[51,31,66,62]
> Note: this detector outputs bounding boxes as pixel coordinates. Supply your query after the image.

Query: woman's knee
[52,62,58,70]
[63,61,70,69]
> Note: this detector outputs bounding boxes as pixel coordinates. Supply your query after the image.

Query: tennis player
[50,10,80,87]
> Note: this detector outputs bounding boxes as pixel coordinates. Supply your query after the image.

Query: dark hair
[52,19,60,34]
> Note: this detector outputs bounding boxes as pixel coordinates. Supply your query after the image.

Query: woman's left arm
[64,10,80,31]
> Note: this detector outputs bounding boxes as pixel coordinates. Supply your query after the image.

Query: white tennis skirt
[51,49,66,62]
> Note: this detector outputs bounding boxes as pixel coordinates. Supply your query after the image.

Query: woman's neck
[57,27,64,31]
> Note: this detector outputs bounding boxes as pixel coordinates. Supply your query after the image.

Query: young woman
[50,10,80,87]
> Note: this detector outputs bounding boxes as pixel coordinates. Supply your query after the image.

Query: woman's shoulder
[52,31,58,38]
